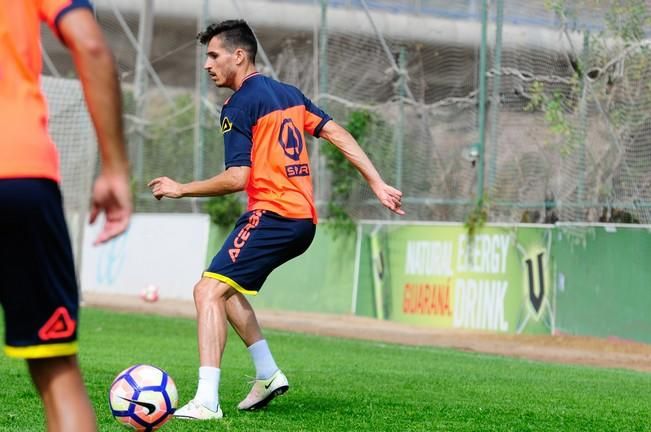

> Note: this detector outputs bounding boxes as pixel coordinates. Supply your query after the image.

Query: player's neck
[233,66,258,91]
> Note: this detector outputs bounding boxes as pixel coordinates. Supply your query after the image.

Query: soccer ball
[140,284,159,302]
[109,364,178,431]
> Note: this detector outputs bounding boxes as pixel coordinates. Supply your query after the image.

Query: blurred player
[148,19,403,420]
[0,1,131,431]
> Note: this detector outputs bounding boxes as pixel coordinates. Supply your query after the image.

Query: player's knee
[193,279,230,305]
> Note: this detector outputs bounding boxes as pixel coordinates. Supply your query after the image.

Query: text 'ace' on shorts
[204,210,316,295]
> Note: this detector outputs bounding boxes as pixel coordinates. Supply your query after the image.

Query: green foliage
[464,197,489,242]
[524,81,546,112]
[605,0,650,42]
[543,0,575,20]
[544,91,572,137]
[204,193,243,228]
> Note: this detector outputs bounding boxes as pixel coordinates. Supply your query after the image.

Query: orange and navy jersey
[221,73,331,223]
[0,0,93,182]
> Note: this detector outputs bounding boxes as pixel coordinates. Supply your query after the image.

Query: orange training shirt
[0,0,93,182]
[220,73,331,223]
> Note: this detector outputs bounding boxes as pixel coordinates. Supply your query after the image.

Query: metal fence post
[396,47,406,193]
[316,0,328,212]
[134,0,154,187]
[488,0,504,191]
[476,0,489,206]
[193,0,209,212]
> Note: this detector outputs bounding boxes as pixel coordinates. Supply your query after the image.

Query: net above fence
[43,0,651,224]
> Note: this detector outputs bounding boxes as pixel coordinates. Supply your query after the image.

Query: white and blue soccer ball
[109,364,178,431]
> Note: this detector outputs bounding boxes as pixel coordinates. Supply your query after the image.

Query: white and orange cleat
[238,369,289,410]
[173,399,223,420]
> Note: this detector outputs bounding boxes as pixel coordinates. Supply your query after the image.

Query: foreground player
[0,1,131,431]
[148,19,403,420]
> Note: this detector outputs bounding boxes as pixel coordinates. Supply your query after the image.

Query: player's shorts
[204,210,316,295]
[0,179,79,359]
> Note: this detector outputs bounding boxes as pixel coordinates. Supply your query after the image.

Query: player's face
[204,37,237,88]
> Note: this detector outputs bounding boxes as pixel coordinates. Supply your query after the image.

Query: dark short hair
[197,20,257,63]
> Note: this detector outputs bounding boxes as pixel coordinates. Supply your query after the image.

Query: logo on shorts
[278,118,304,161]
[38,307,76,341]
[228,210,263,262]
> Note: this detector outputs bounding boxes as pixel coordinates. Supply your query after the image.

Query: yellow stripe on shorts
[4,342,78,359]
[203,272,258,296]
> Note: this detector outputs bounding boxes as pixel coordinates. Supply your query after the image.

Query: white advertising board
[81,214,210,300]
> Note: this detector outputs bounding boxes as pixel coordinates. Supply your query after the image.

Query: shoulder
[223,78,266,113]
[274,79,306,99]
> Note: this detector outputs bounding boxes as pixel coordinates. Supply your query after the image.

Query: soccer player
[148,19,403,420]
[0,1,131,431]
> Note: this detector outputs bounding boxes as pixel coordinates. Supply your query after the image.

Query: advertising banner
[81,214,210,300]
[365,223,553,334]
[553,224,651,343]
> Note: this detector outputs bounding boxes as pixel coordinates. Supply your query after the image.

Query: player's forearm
[64,12,128,175]
[74,48,127,174]
[321,122,383,187]
[180,169,247,197]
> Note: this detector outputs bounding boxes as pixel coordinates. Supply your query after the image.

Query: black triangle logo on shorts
[38,307,76,341]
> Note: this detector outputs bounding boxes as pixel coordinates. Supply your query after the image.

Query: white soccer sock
[194,366,220,411]
[248,339,279,379]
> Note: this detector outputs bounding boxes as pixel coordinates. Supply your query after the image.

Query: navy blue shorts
[0,179,79,359]
[205,210,316,294]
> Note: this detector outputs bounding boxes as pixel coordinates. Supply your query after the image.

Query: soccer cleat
[238,369,289,410]
[173,399,223,420]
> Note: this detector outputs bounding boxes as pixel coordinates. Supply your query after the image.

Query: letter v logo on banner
[38,307,76,341]
[523,248,548,320]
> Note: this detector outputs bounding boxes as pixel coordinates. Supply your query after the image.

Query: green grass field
[1,308,650,431]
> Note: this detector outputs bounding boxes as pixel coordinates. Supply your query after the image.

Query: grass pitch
[0,308,650,431]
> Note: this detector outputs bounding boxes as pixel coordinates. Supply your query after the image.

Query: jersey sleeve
[303,95,332,138]
[38,0,93,38]
[221,106,253,168]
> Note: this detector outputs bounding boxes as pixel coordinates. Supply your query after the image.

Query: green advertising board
[359,223,554,335]
[553,224,651,343]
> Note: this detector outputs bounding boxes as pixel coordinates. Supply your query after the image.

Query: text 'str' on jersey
[0,0,93,182]
[220,73,331,223]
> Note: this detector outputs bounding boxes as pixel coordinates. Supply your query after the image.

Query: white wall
[95,0,583,52]
[81,214,210,300]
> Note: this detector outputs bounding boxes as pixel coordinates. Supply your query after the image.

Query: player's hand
[89,170,132,245]
[371,181,405,215]
[148,176,184,200]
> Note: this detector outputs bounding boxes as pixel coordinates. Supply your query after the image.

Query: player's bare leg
[175,277,231,420]
[27,355,96,432]
[225,291,289,410]
[225,291,263,346]
[194,278,232,368]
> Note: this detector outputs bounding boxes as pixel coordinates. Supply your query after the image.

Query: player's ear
[234,48,247,65]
